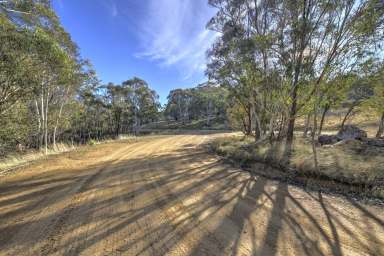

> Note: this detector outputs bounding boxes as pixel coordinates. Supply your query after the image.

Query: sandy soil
[0,133,383,256]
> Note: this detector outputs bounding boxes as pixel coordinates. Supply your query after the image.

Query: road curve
[0,134,383,256]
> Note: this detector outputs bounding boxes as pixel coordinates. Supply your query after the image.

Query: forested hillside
[0,1,160,156]
[162,82,228,127]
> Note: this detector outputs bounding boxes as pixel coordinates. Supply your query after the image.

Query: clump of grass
[87,139,97,146]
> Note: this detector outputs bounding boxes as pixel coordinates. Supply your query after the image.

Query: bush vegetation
[0,2,161,157]
[211,134,384,199]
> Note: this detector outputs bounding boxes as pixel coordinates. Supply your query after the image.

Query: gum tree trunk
[318,104,330,135]
[376,112,384,138]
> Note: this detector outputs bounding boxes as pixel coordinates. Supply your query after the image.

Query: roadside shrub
[88,139,97,146]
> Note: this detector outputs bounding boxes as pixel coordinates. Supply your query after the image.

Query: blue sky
[52,0,218,104]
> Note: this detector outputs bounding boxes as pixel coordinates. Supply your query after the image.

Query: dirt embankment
[0,133,383,255]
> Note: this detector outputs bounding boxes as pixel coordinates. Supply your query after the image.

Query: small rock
[318,135,339,145]
[365,138,384,147]
[337,125,367,141]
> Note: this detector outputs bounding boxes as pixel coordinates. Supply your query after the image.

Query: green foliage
[206,0,384,142]
[0,1,161,156]
[87,139,97,146]
[0,103,34,155]
[164,82,227,125]
[362,62,384,114]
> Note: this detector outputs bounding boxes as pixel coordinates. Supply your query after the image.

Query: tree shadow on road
[0,139,383,255]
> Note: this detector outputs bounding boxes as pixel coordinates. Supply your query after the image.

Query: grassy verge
[0,135,142,175]
[210,135,384,200]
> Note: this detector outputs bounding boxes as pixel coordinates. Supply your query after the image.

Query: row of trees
[0,1,160,156]
[164,82,228,126]
[206,0,384,157]
[1,0,84,154]
[79,78,160,140]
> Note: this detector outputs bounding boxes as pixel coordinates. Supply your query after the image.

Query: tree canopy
[206,0,384,155]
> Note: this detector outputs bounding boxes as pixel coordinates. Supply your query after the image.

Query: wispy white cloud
[137,0,218,80]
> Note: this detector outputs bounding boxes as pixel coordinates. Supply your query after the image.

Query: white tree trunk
[40,85,45,153]
[44,90,49,155]
[35,100,42,149]
[53,101,64,150]
[53,87,69,150]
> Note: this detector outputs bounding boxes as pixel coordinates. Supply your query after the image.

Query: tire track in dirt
[1,137,166,256]
[136,136,251,255]
[130,135,203,255]
[102,135,235,255]
[79,136,181,256]
[83,135,198,255]
[39,136,178,256]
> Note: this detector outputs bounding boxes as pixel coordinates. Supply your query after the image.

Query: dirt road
[0,134,383,256]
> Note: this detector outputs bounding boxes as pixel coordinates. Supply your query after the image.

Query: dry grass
[296,109,380,137]
[141,117,229,130]
[0,135,141,175]
[0,143,75,174]
[211,135,384,199]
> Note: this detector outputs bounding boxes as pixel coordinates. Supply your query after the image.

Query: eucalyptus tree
[32,28,79,153]
[0,16,37,115]
[0,1,162,156]
[104,83,128,137]
[207,0,384,157]
[51,61,94,148]
[122,77,160,135]
[207,0,288,140]
[317,74,356,135]
[265,0,382,155]
[0,0,88,153]
[361,61,384,137]
[194,84,227,126]
[166,89,194,123]
[164,84,227,126]
[372,70,384,138]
